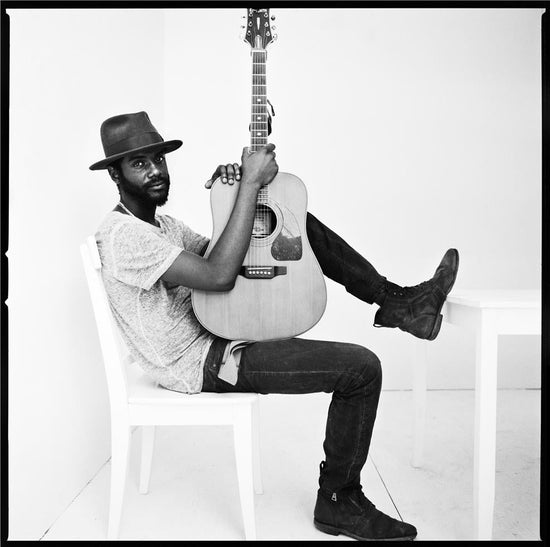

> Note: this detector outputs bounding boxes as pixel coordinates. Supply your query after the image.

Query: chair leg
[251,397,263,495]
[233,405,257,540]
[139,426,156,494]
[108,424,131,539]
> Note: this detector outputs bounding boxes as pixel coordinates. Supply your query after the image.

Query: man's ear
[107,165,120,184]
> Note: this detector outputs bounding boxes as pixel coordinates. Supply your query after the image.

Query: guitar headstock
[242,8,277,49]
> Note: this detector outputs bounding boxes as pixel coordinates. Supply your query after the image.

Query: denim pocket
[204,337,230,372]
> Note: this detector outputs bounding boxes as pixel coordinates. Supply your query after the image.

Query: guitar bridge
[239,266,287,279]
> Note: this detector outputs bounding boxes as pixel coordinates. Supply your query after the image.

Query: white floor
[41,389,540,541]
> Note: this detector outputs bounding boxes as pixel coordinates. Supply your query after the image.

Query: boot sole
[314,518,417,541]
[427,313,443,341]
[427,249,460,341]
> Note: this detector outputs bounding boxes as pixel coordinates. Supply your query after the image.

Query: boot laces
[391,280,432,298]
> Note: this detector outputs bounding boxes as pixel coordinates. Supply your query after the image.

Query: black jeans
[201,212,387,493]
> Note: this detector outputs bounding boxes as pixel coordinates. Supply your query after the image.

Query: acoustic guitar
[192,8,327,341]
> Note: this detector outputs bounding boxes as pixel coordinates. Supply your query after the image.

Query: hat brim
[89,139,183,171]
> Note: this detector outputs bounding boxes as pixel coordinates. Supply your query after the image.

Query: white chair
[80,235,263,540]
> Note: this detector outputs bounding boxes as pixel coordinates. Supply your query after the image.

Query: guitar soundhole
[252,204,277,239]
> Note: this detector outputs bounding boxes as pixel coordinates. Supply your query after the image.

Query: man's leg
[202,337,417,541]
[305,212,387,305]
[305,212,459,341]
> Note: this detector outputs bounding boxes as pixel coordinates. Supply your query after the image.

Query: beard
[118,172,171,207]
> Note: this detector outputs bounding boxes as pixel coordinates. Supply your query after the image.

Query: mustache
[148,175,170,188]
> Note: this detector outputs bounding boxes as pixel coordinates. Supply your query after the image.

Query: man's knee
[353,344,382,386]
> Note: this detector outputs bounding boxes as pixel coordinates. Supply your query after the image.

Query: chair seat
[127,365,258,406]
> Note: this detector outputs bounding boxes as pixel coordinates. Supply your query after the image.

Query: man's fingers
[219,164,228,183]
[205,162,242,189]
[241,145,274,156]
[233,163,241,181]
[206,165,221,187]
[226,164,235,185]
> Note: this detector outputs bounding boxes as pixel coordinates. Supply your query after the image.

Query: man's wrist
[239,177,262,192]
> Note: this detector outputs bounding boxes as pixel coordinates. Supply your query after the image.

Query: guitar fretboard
[250,50,268,151]
[250,49,269,204]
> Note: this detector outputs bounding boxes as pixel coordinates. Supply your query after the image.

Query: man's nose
[147,162,161,178]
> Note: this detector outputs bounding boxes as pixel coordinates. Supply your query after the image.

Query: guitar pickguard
[271,205,303,261]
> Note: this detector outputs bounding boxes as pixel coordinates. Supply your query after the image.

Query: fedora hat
[89,111,183,171]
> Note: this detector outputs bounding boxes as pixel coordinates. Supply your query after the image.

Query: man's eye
[133,161,144,168]
[156,156,165,163]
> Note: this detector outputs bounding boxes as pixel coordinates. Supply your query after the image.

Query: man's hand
[240,144,278,189]
[204,144,278,189]
[205,163,241,189]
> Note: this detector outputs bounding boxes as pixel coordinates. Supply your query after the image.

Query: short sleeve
[108,221,183,290]
[181,224,209,255]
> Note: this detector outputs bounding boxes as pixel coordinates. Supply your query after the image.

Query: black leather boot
[373,249,459,341]
[314,461,417,541]
[314,485,417,541]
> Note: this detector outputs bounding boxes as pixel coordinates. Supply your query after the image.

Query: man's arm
[160,145,278,291]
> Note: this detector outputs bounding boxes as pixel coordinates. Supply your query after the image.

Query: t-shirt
[95,210,216,394]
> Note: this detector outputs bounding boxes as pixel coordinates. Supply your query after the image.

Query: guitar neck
[250,49,269,202]
[250,49,268,152]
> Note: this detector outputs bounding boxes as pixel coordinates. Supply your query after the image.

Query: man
[92,111,459,541]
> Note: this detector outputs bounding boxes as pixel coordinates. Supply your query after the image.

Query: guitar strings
[252,49,265,267]
[250,49,272,267]
[251,48,261,266]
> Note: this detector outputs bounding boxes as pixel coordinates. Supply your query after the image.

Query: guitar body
[192,171,327,341]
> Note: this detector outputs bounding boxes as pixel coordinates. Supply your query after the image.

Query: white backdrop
[8,7,542,539]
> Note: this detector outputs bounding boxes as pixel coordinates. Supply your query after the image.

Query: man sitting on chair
[92,111,459,542]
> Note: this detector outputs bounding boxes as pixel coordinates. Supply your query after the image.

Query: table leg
[473,309,498,539]
[412,341,428,468]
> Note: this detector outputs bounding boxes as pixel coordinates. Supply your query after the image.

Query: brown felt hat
[89,111,182,171]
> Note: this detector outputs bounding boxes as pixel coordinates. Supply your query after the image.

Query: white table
[412,289,541,539]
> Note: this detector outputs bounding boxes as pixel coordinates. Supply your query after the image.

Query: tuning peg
[271,15,276,20]
[273,34,278,40]
[272,26,276,30]
[241,25,245,28]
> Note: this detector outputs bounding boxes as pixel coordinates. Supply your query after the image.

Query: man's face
[114,149,171,206]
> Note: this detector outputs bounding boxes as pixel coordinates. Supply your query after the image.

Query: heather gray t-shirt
[95,211,215,394]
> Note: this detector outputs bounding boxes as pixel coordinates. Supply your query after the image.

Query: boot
[314,460,417,541]
[373,248,459,341]
[314,485,417,541]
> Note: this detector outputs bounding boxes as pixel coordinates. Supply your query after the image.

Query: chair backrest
[81,235,131,410]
